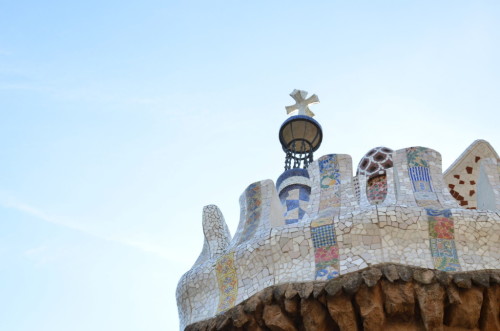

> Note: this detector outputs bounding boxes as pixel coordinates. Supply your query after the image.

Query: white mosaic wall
[176,140,500,330]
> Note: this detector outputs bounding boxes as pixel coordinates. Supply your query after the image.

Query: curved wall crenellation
[176,140,500,330]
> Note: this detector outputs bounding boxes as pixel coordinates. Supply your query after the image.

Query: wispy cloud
[0,192,185,264]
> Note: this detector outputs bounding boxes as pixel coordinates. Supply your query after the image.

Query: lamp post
[276,89,324,224]
[279,89,323,170]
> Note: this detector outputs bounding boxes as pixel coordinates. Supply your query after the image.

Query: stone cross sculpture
[285,89,319,117]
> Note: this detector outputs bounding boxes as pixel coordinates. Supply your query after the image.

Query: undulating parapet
[444,139,500,210]
[193,205,232,266]
[230,179,284,247]
[178,205,232,324]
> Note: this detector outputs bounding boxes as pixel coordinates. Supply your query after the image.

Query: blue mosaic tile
[315,268,339,280]
[282,186,310,224]
[430,238,459,259]
[311,224,336,248]
[286,199,299,210]
[279,184,310,204]
[408,166,433,192]
[319,154,338,172]
[425,208,452,218]
[299,188,310,201]
[276,168,309,189]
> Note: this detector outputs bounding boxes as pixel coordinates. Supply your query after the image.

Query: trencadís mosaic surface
[176,140,500,330]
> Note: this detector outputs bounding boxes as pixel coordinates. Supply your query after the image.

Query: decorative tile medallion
[318,155,341,210]
[426,208,461,272]
[408,166,433,192]
[406,147,431,167]
[215,252,238,313]
[311,224,336,247]
[239,183,262,243]
[429,216,454,239]
[314,246,339,279]
[366,174,387,204]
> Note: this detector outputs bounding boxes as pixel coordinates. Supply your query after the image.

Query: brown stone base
[185,264,500,331]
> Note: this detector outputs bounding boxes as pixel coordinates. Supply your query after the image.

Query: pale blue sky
[0,1,499,330]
